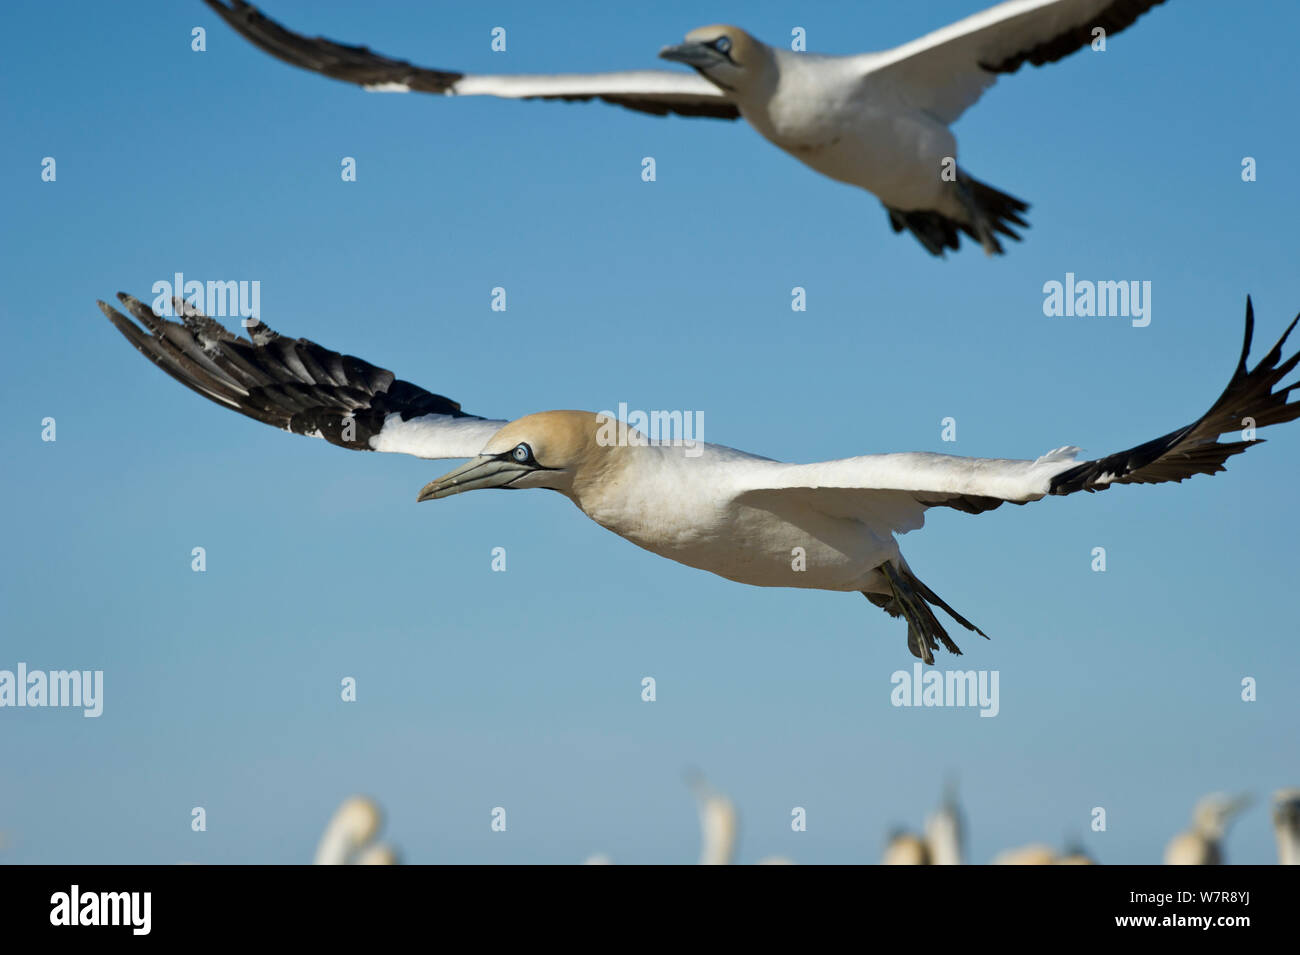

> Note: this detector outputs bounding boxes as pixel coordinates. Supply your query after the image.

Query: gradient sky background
[2,0,1298,864]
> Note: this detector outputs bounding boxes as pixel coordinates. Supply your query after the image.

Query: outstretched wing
[202,0,741,120]
[864,0,1167,124]
[1048,299,1300,494]
[735,298,1300,536]
[98,292,507,459]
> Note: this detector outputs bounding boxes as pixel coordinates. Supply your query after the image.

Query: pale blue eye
[714,36,732,54]
[513,444,531,463]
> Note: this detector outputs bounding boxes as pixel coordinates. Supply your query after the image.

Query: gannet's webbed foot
[884,171,1029,259]
[948,170,1030,257]
[885,206,959,258]
[953,177,999,256]
[866,561,989,664]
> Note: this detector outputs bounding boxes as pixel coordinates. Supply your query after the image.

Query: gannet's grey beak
[417,455,532,501]
[659,42,724,69]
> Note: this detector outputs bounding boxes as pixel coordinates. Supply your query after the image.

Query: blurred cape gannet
[924,781,965,865]
[882,830,932,865]
[202,0,1167,256]
[98,292,1300,663]
[1163,793,1251,865]
[883,780,963,863]
[992,843,1093,864]
[1273,789,1300,865]
[314,795,399,865]
[686,771,739,866]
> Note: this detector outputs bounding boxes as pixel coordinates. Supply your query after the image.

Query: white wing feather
[863,0,1159,123]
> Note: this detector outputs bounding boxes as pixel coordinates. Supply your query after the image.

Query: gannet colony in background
[99,292,1299,664]
[883,782,1095,864]
[586,772,795,864]
[203,0,1166,257]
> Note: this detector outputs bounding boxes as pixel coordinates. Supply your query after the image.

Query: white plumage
[314,795,399,865]
[99,291,1300,663]
[203,0,1168,256]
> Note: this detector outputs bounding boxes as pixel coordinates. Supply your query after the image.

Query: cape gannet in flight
[202,0,1167,257]
[98,291,1299,663]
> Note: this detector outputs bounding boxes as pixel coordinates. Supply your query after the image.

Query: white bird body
[575,443,897,593]
[737,47,961,215]
[204,0,1169,256]
[98,290,1300,663]
[583,443,1083,594]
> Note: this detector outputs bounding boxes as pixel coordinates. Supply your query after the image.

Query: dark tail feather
[887,208,962,257]
[865,563,988,664]
[885,174,1029,258]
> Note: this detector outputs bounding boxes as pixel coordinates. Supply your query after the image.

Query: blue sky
[2,0,1297,864]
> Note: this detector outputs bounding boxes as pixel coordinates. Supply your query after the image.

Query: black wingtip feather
[979,0,1168,74]
[98,290,481,451]
[1237,295,1255,376]
[1049,298,1300,495]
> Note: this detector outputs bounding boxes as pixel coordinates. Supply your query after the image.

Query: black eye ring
[512,443,533,463]
[712,36,732,54]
